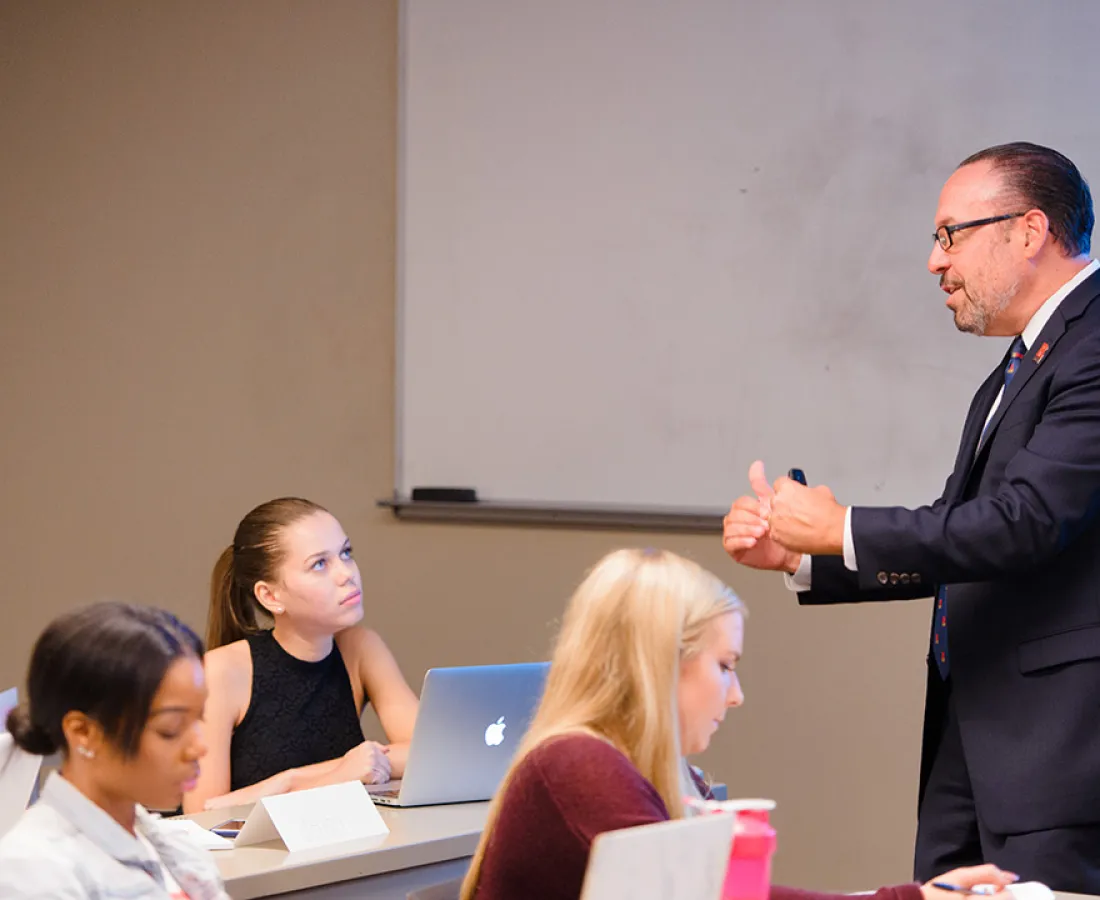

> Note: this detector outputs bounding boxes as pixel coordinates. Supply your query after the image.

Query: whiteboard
[397,0,1100,511]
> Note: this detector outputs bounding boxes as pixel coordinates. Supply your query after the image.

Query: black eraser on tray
[410,487,479,503]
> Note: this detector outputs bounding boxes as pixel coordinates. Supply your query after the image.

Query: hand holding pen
[921,864,1020,900]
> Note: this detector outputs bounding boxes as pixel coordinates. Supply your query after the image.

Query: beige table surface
[183,800,1100,900]
[186,799,489,899]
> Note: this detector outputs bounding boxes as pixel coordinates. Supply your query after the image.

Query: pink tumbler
[721,802,777,900]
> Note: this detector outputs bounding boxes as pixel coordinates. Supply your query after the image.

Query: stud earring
[76,745,95,760]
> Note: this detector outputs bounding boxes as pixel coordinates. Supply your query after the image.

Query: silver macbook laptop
[579,814,734,900]
[368,662,549,807]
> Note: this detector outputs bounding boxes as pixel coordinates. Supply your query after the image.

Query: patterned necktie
[934,335,1026,680]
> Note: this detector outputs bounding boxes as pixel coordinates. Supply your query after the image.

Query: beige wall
[0,1,933,889]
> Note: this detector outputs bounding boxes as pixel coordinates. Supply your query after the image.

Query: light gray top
[0,772,229,900]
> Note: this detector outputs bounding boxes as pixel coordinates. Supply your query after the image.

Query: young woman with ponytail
[184,497,418,813]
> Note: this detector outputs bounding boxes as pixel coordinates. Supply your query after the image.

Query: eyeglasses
[933,212,1026,251]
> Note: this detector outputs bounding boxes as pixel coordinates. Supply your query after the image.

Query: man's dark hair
[961,142,1094,256]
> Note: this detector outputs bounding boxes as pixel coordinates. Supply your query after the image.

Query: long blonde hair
[460,548,745,899]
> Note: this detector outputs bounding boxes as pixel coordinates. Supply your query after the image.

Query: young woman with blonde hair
[461,548,1016,900]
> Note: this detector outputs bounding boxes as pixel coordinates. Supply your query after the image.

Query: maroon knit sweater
[473,734,923,900]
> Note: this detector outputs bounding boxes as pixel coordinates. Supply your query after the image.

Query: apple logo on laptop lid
[484,716,506,747]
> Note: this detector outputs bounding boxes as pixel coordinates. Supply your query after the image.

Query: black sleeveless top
[229,630,367,792]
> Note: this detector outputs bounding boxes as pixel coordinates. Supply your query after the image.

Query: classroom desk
[187,800,488,899]
[188,797,1096,900]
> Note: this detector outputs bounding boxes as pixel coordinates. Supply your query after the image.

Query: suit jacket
[799,268,1100,836]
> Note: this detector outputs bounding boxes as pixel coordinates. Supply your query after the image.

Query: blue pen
[787,468,807,486]
[931,884,996,896]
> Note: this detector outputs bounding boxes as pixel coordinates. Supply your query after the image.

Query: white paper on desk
[235,781,389,852]
[0,733,43,839]
[852,883,1056,900]
[1006,883,1054,900]
[157,817,234,851]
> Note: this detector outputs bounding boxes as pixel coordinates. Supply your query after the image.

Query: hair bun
[5,707,58,756]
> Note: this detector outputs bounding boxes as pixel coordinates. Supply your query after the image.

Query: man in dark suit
[722,142,1100,892]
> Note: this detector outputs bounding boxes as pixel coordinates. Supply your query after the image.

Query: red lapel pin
[1033,342,1049,364]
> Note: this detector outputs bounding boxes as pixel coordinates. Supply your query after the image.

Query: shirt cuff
[843,507,858,572]
[783,554,813,591]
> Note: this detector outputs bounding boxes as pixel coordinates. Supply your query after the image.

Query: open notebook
[580,813,735,900]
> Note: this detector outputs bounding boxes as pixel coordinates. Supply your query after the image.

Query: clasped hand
[722,461,847,566]
[342,740,392,785]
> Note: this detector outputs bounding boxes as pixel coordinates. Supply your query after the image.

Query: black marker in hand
[788,468,807,486]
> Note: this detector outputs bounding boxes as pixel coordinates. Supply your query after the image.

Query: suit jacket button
[877,571,888,584]
[889,573,900,585]
[900,573,910,585]
[912,573,921,584]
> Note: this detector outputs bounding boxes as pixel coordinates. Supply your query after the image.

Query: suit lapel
[973,267,1100,459]
[950,363,1005,500]
[973,320,1064,457]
